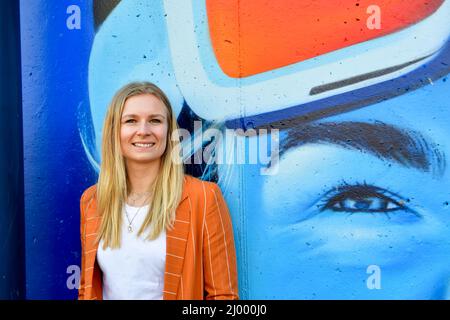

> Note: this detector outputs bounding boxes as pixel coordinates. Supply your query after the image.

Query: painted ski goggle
[163,0,450,126]
[208,0,445,78]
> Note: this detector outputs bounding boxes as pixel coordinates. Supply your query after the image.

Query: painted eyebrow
[279,121,445,176]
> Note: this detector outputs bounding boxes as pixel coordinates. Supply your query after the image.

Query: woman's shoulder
[80,185,98,221]
[80,184,97,204]
[183,175,222,202]
[183,174,219,191]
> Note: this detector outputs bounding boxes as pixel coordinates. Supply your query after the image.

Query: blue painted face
[218,76,450,299]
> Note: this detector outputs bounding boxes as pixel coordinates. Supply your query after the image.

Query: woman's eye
[320,183,410,214]
[125,119,136,123]
[150,119,161,124]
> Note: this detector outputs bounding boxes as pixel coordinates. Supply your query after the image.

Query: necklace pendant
[128,225,133,233]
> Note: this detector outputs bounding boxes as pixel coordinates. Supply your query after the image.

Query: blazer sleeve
[202,183,239,300]
[78,187,92,300]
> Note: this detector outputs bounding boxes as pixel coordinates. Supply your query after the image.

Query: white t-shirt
[96,203,166,300]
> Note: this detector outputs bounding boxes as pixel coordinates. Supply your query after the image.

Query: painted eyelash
[317,180,409,213]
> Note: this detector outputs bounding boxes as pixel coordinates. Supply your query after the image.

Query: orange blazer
[78,175,239,300]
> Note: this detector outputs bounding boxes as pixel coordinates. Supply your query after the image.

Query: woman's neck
[125,159,160,194]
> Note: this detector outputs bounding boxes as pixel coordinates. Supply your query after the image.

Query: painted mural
[83,0,450,299]
[18,0,450,299]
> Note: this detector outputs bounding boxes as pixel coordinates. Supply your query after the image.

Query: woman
[78,82,239,300]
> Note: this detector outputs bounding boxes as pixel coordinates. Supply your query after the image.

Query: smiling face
[120,94,169,167]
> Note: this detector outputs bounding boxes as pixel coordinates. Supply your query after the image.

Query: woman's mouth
[132,142,155,148]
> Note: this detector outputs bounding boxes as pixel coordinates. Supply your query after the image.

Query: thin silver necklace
[125,193,151,233]
[128,191,151,206]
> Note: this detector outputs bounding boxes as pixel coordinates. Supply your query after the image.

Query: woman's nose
[136,121,151,135]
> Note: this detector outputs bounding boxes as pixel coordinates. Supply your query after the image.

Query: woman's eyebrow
[279,121,445,176]
[121,113,165,119]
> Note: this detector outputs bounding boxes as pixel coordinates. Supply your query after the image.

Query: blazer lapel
[163,180,191,300]
[84,178,192,300]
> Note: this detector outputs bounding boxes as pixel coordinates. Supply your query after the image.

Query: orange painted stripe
[206,0,444,78]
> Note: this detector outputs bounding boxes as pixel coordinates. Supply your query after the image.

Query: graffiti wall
[16,0,450,299]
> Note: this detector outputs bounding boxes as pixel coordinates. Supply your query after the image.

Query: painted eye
[321,183,411,214]
[328,196,399,212]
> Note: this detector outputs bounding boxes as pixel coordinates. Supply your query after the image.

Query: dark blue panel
[20,0,96,299]
[0,0,25,299]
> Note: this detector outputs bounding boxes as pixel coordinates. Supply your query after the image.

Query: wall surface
[20,0,96,299]
[0,0,25,299]
[12,0,450,299]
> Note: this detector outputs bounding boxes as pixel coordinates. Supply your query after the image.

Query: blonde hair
[96,82,184,249]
